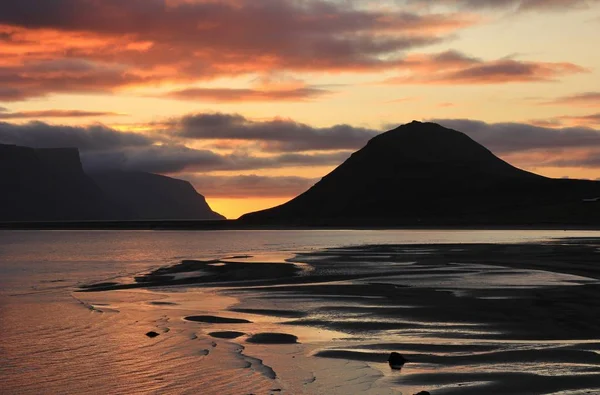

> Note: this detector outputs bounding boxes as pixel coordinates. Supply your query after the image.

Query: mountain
[0,143,225,222]
[90,171,225,220]
[0,144,122,221]
[241,121,600,226]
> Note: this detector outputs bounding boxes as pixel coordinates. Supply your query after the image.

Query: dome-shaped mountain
[241,121,600,225]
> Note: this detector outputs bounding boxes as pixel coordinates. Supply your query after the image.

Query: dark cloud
[546,155,600,168]
[386,50,586,84]
[432,118,600,154]
[82,146,351,173]
[0,121,151,151]
[178,174,318,198]
[407,0,598,11]
[170,112,380,152]
[82,145,229,174]
[0,119,352,172]
[430,118,600,169]
[0,0,471,37]
[0,116,356,173]
[0,109,125,119]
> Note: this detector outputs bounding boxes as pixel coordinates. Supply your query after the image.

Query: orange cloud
[542,92,600,107]
[559,113,600,126]
[0,109,126,119]
[0,58,156,100]
[385,50,587,84]
[164,73,334,102]
[0,1,478,100]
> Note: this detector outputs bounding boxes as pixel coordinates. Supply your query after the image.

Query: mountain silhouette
[1,144,224,222]
[241,121,600,225]
[90,171,225,220]
[0,144,123,221]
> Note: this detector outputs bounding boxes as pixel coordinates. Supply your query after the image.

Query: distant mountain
[90,171,225,220]
[241,121,600,226]
[0,144,123,221]
[0,143,225,222]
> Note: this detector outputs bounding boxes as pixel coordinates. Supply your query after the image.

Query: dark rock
[145,331,160,338]
[414,392,431,395]
[388,352,407,369]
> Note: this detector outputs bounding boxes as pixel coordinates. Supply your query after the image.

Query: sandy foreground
[74,239,600,395]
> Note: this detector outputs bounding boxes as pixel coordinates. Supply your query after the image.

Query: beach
[2,230,600,394]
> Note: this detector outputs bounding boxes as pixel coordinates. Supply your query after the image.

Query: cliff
[90,171,225,220]
[0,144,123,221]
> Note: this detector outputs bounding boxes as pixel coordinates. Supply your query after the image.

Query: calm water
[2,229,596,293]
[2,229,600,394]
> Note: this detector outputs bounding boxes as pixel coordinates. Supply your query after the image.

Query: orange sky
[0,0,599,218]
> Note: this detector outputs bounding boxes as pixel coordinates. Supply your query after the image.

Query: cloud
[0,120,151,150]
[164,75,335,102]
[0,0,478,100]
[386,50,586,84]
[0,109,125,119]
[169,112,380,152]
[542,92,600,107]
[163,87,330,102]
[82,146,351,173]
[0,58,153,101]
[559,113,600,126]
[178,174,318,198]
[407,0,599,12]
[433,118,600,153]
[431,118,600,169]
[0,1,474,37]
[0,117,354,172]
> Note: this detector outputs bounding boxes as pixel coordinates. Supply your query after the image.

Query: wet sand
[77,239,600,394]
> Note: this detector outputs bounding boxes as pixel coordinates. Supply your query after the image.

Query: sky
[0,0,599,219]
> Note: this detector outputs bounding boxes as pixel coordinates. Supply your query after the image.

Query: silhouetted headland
[90,171,224,220]
[0,143,224,222]
[0,144,122,221]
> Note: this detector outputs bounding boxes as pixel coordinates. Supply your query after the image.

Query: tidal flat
[74,239,600,394]
[3,230,600,394]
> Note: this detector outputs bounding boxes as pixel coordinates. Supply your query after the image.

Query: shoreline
[3,219,600,231]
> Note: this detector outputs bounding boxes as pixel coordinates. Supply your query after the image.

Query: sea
[2,229,600,394]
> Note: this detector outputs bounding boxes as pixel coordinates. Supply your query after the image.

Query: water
[2,229,600,394]
[1,229,592,293]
